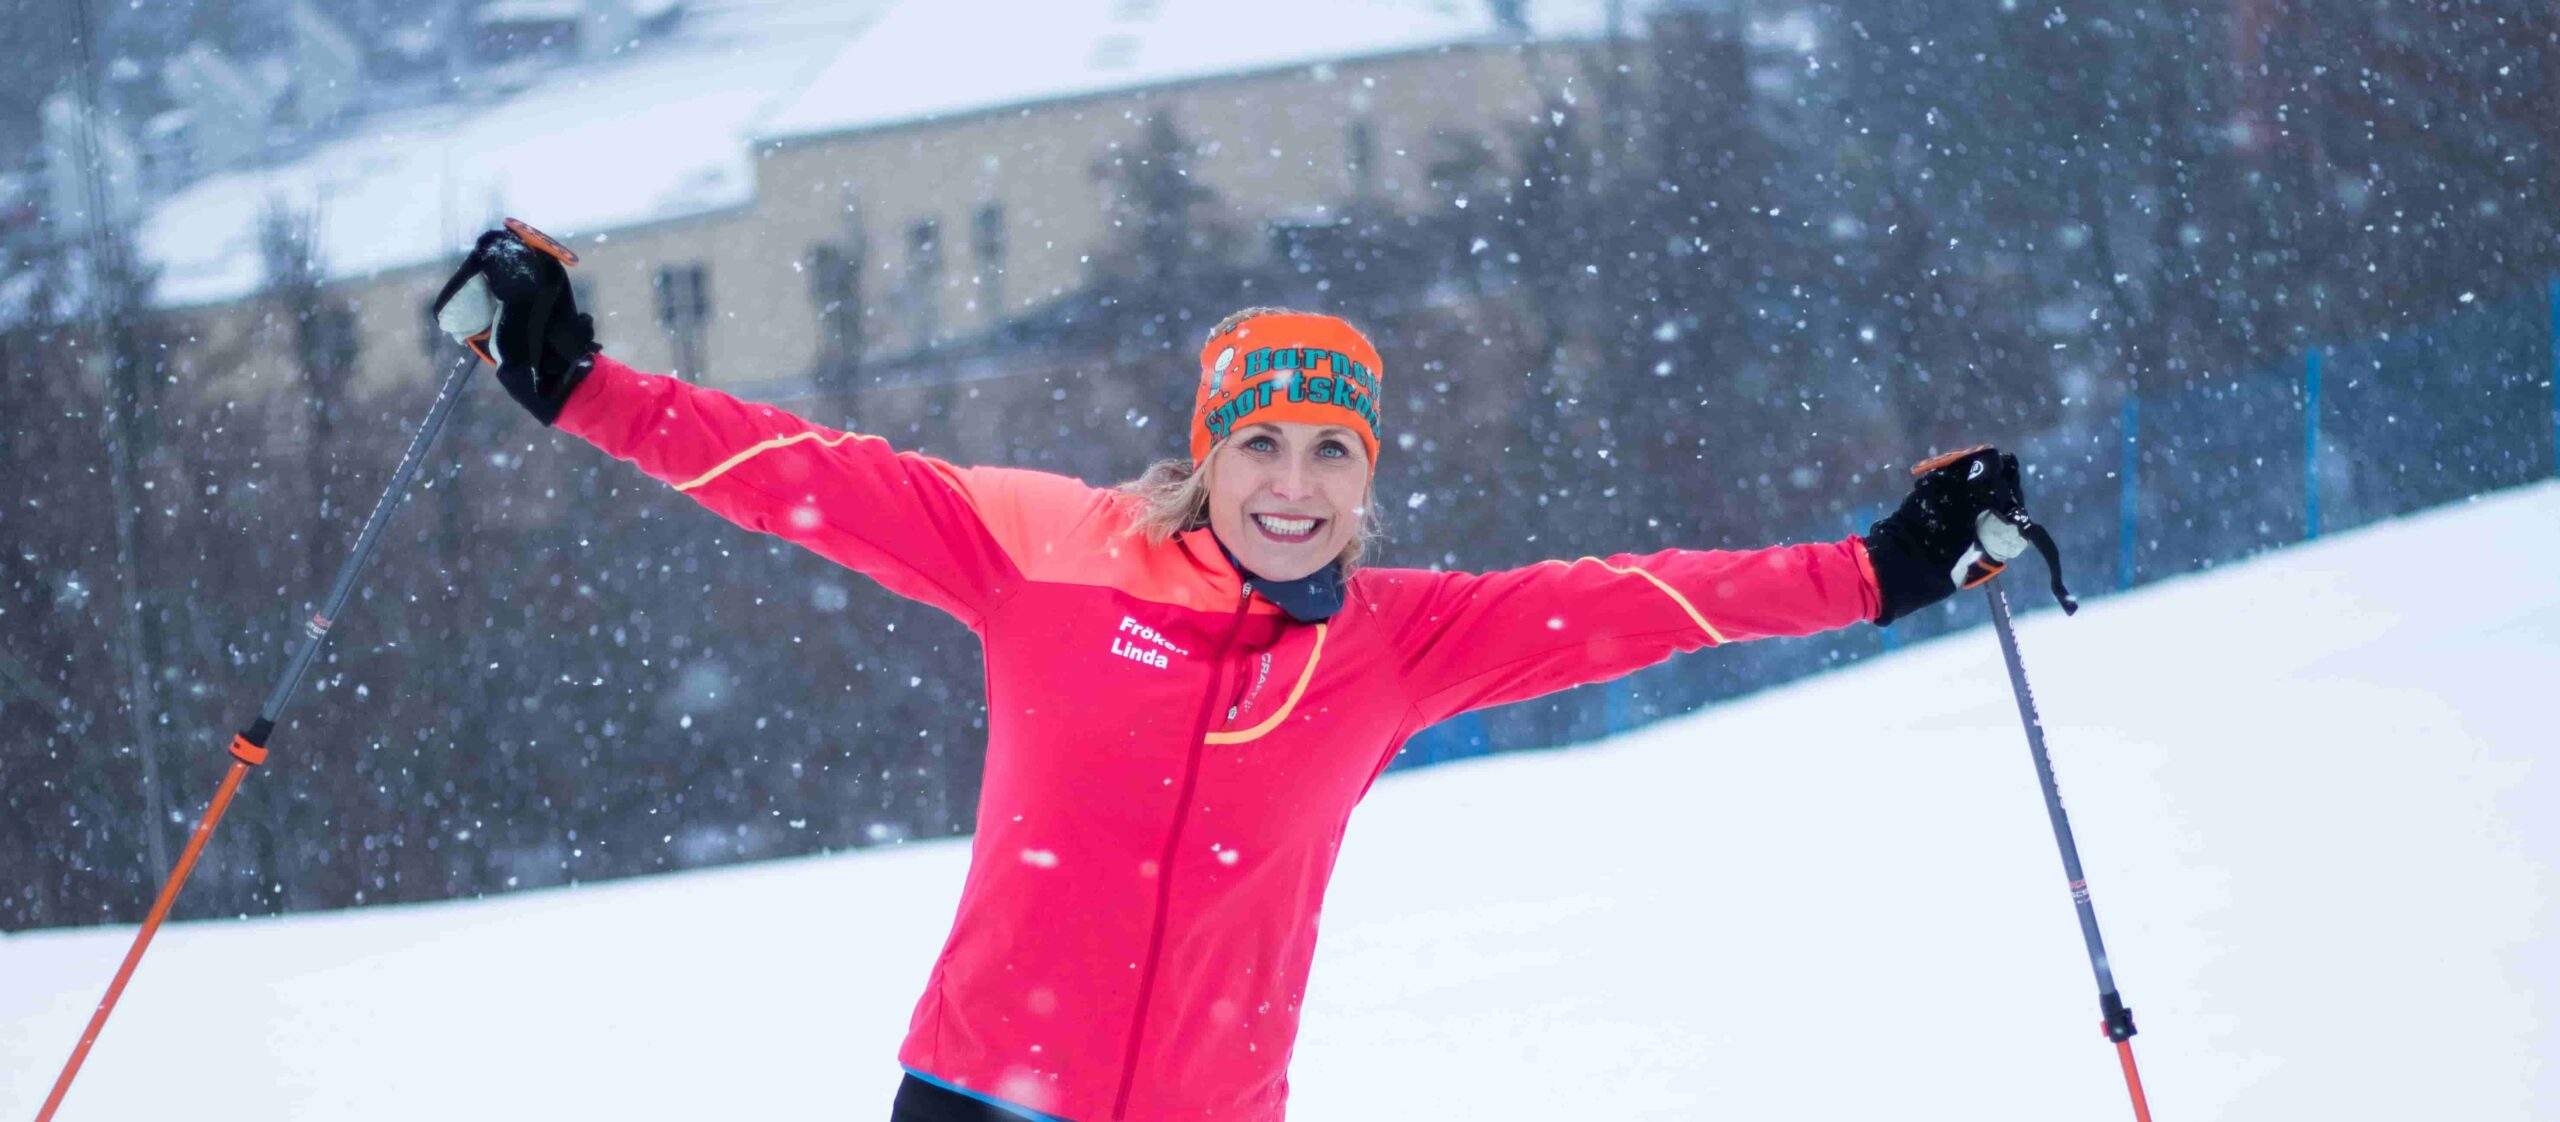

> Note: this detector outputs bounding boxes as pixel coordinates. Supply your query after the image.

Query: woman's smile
[1250,512,1325,543]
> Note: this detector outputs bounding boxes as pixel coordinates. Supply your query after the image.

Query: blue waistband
[902,1067,1068,1122]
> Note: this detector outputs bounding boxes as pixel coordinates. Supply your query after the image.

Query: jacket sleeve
[552,354,1029,628]
[1365,539,1882,725]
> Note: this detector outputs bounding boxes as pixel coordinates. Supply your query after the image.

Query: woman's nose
[1269,456,1313,499]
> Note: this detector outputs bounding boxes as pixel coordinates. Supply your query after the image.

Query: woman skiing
[434,225,2052,1122]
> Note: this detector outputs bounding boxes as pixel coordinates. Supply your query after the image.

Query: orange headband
[1191,312,1385,472]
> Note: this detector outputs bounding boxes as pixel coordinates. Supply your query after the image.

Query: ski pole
[35,218,578,1120]
[34,349,476,1120]
[1983,585,2153,1122]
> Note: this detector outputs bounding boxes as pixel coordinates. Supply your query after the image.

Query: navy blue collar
[1214,539,1345,623]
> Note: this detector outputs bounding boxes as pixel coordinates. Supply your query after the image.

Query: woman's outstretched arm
[555,354,1057,629]
[431,225,1100,629]
[1363,539,1881,725]
[1366,445,2056,725]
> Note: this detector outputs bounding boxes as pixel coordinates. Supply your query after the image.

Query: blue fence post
[2305,347,2323,540]
[2117,392,2139,591]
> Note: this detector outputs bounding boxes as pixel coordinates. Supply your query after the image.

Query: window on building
[303,302,360,390]
[1346,119,1376,191]
[903,219,941,348]
[655,262,711,375]
[808,240,865,387]
[971,203,1005,321]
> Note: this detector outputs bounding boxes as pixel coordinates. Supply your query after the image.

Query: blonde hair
[1115,442,1382,575]
[1207,304,1319,338]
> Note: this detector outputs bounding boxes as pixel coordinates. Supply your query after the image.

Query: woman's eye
[1318,442,1347,458]
[1245,436,1276,453]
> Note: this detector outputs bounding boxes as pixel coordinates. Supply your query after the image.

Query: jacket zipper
[1222,649,1263,726]
[1111,582,1254,1121]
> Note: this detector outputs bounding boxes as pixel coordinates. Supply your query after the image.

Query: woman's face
[1206,421,1370,582]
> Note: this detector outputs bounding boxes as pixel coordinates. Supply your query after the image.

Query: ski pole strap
[2021,520,2078,615]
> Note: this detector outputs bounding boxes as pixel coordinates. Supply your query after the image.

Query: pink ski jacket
[556,355,1883,1121]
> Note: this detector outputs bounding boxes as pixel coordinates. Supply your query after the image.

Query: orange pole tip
[2115,1038,2155,1122]
[37,759,256,1121]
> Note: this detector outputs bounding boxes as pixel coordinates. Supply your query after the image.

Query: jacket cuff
[1863,524,1952,627]
[1849,534,1884,623]
[551,353,637,436]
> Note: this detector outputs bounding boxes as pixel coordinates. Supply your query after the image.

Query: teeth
[1255,514,1317,536]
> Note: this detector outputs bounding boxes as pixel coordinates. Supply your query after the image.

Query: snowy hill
[7,484,2555,1120]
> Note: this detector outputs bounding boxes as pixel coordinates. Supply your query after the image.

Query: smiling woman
[431,229,2047,1122]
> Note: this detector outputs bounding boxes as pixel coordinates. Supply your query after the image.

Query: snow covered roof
[137,0,890,308]
[758,0,1608,144]
[133,0,1616,309]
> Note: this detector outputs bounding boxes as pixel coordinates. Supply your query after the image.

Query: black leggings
[891,1074,1061,1122]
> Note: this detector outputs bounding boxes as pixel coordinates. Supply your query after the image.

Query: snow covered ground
[6,483,2554,1119]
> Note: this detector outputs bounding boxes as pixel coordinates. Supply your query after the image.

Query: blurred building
[138,0,1618,416]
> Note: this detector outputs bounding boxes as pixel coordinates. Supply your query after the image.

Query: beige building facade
[159,39,1599,411]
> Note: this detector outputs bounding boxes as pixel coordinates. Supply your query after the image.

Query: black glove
[1865,445,2077,625]
[431,220,598,425]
